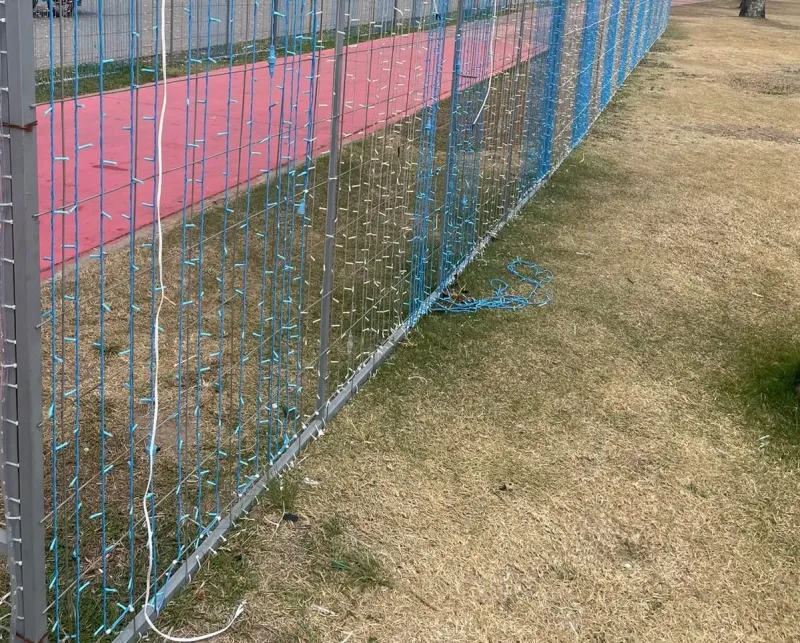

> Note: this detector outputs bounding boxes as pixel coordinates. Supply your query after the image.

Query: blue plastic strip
[537,0,568,180]
[600,0,623,108]
[572,0,603,146]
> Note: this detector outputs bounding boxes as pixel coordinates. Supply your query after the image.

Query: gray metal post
[315,0,348,417]
[502,0,529,213]
[169,0,175,58]
[448,0,466,107]
[226,0,233,48]
[0,0,48,641]
[436,0,466,284]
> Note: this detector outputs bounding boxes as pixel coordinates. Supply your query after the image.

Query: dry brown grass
[162,1,800,640]
[34,21,540,635]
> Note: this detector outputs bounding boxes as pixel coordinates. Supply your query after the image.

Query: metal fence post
[0,0,48,641]
[436,0,466,285]
[315,0,349,417]
[536,0,568,180]
[226,0,233,48]
[631,0,648,66]
[616,0,636,88]
[599,0,622,108]
[169,0,175,58]
[572,0,602,146]
[501,0,529,213]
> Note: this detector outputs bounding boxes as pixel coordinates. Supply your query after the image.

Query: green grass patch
[160,523,258,632]
[265,474,301,513]
[306,515,391,590]
[663,23,690,40]
[723,335,800,453]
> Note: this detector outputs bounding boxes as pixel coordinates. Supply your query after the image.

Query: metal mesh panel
[1,0,671,638]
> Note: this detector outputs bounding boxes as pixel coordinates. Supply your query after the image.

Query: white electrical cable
[142,0,245,639]
[473,0,500,126]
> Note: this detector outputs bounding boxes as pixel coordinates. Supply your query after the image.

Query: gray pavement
[33,0,448,74]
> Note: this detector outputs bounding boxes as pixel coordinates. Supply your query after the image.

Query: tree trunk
[740,0,765,18]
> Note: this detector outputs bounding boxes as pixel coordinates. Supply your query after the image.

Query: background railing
[33,0,471,96]
[0,0,670,639]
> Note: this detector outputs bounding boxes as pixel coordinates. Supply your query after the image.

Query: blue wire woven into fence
[1,0,671,638]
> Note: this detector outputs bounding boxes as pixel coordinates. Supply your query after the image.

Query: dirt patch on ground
[160,1,800,641]
[730,70,800,95]
[696,123,800,144]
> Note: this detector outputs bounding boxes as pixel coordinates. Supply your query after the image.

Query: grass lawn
[48,0,800,640]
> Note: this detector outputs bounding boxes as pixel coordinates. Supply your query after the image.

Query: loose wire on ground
[433,259,553,313]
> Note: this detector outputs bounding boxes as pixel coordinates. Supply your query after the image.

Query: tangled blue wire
[433,259,553,313]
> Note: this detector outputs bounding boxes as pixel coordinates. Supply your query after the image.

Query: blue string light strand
[27,0,670,637]
[433,259,553,313]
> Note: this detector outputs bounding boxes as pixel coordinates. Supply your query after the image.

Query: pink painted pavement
[38,16,542,272]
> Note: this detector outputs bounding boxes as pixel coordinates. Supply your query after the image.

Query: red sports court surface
[38,17,545,273]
